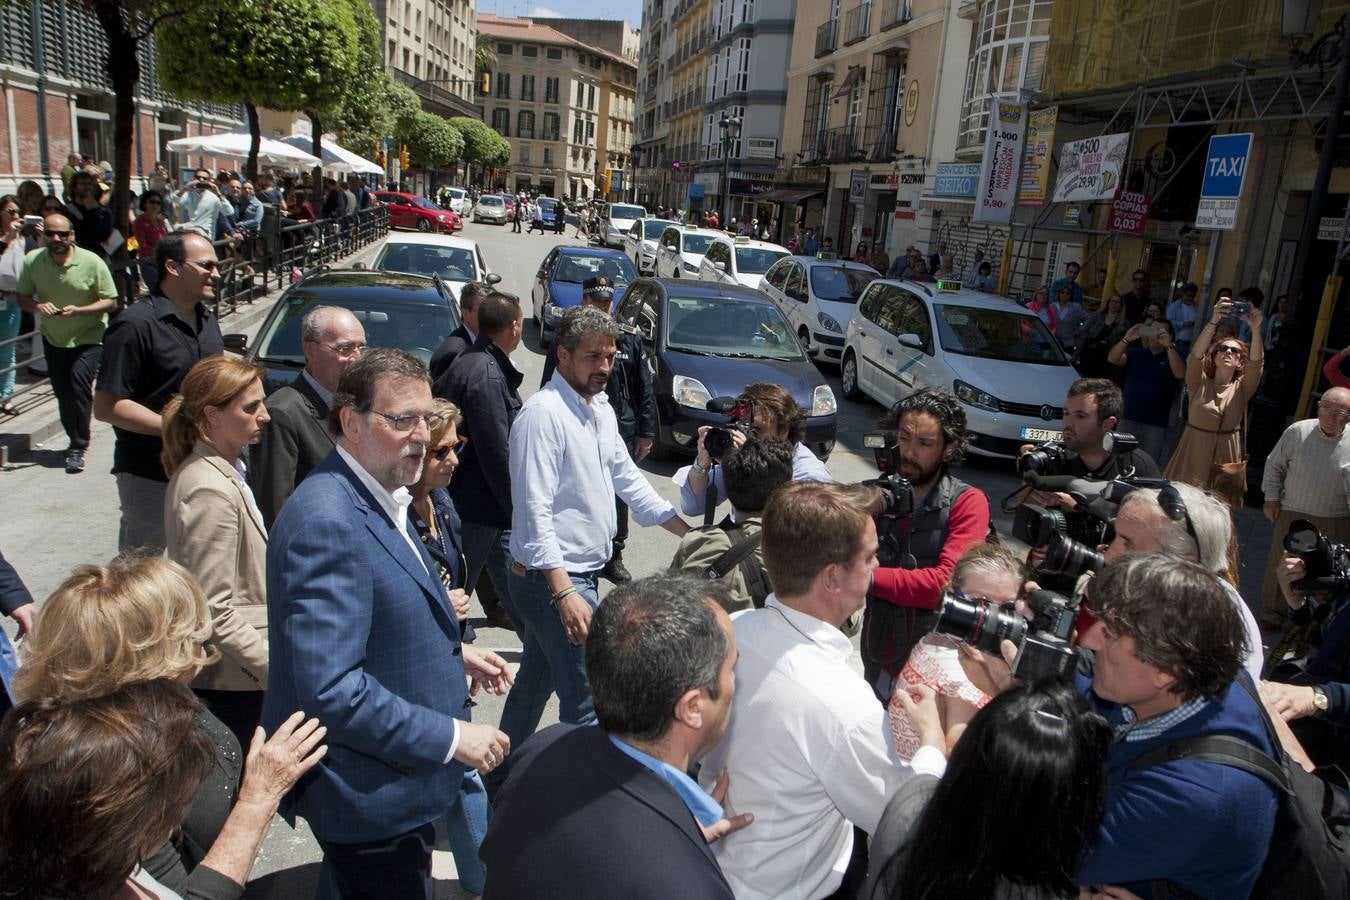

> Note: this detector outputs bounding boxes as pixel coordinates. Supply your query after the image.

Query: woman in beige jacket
[163,355,271,749]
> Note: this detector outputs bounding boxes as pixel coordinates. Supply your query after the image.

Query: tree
[405,111,464,169]
[474,32,497,78]
[156,0,363,179]
[326,0,391,158]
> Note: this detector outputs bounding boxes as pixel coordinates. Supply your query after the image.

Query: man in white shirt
[502,306,690,755]
[700,481,947,900]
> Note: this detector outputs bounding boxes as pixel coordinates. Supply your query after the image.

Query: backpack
[1128,676,1350,900]
[700,517,771,609]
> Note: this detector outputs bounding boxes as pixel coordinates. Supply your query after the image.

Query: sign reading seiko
[933,163,980,197]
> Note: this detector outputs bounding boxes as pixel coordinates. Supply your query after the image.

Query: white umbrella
[166,130,322,167]
[279,134,384,175]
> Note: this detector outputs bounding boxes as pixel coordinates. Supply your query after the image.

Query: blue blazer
[262,449,470,844]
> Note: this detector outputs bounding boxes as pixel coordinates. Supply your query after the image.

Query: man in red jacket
[861,388,991,703]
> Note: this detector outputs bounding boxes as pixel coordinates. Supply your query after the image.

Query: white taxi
[840,278,1079,458]
[654,225,722,278]
[698,234,791,289]
[622,217,676,275]
[758,252,880,364]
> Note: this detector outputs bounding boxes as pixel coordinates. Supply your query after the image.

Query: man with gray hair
[250,305,366,526]
[499,306,689,759]
[1105,480,1264,681]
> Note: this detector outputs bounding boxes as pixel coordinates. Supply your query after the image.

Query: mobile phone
[1230,301,1250,317]
[22,215,42,226]
[1138,324,1158,338]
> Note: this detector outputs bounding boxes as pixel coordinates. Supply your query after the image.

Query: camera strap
[703,473,719,528]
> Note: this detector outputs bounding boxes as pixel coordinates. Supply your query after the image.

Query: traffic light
[399,144,410,169]
[375,145,385,166]
[601,168,612,194]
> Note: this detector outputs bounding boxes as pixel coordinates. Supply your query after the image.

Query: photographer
[863,388,991,703]
[673,382,831,521]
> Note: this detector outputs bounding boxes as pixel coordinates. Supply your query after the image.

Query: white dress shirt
[510,370,677,572]
[699,595,946,900]
[674,440,832,518]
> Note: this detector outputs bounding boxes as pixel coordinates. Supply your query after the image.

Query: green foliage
[406,111,464,169]
[449,116,501,165]
[484,131,511,167]
[387,81,424,135]
[155,0,362,115]
[474,32,497,74]
[327,0,391,155]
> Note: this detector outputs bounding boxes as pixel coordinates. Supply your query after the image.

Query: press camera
[1285,519,1350,594]
[862,432,916,568]
[934,585,1083,682]
[703,396,756,460]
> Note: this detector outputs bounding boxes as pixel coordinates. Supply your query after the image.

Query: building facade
[633,0,676,207]
[0,0,243,195]
[478,13,636,200]
[374,0,480,119]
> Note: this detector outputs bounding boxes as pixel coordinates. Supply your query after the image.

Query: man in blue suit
[263,347,512,898]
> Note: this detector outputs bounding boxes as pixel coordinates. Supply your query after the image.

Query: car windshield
[538,198,558,209]
[643,220,669,239]
[611,204,644,220]
[934,304,1071,364]
[735,247,789,274]
[810,266,878,303]
[412,197,440,211]
[255,297,458,369]
[665,295,803,360]
[375,244,478,281]
[554,254,638,285]
[681,234,715,254]
[479,196,503,207]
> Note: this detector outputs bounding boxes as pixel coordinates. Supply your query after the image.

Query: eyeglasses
[1318,400,1350,421]
[369,410,444,433]
[45,230,72,239]
[434,436,468,461]
[186,259,219,273]
[1158,481,1200,551]
[1216,345,1243,355]
[320,341,366,356]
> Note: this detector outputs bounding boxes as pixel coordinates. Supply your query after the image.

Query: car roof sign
[935,278,963,292]
[733,235,750,244]
[816,251,838,260]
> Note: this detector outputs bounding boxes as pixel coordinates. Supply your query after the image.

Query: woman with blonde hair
[1164,299,1264,507]
[162,354,271,749]
[14,556,325,898]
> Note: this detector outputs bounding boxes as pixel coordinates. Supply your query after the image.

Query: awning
[833,66,864,99]
[760,187,824,203]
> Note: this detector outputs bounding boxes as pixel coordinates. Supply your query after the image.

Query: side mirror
[898,333,923,349]
[714,260,727,271]
[223,333,248,354]
[486,273,502,285]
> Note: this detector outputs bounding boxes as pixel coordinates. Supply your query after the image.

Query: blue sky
[479,1,644,28]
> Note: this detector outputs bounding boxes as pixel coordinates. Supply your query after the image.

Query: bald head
[1318,387,1350,437]
[43,214,73,258]
[302,306,367,391]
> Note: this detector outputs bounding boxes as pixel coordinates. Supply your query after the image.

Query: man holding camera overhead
[861,388,991,704]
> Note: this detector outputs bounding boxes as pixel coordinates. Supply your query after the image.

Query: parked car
[444,186,470,216]
[654,225,721,278]
[531,246,638,345]
[759,254,881,364]
[613,278,837,460]
[472,194,509,224]
[601,202,648,248]
[370,232,501,301]
[841,279,1078,458]
[699,235,791,289]
[374,191,461,233]
[225,269,462,389]
[623,218,677,275]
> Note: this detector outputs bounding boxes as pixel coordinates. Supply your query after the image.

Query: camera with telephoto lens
[934,586,1082,682]
[861,432,916,568]
[1037,531,1105,579]
[1285,519,1350,593]
[1017,441,1071,478]
[703,397,756,461]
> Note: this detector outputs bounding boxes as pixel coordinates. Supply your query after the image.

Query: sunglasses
[434,436,468,461]
[45,230,72,239]
[1216,345,1243,355]
[1158,481,1200,550]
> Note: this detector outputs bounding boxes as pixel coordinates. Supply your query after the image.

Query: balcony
[815,20,837,57]
[388,66,482,119]
[843,2,872,45]
[879,0,912,31]
[822,126,864,163]
[861,122,897,161]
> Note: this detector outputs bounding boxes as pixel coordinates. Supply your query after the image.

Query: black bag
[702,518,770,609]
[1129,677,1350,900]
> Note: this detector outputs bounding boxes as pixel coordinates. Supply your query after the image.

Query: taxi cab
[698,234,791,289]
[758,251,880,363]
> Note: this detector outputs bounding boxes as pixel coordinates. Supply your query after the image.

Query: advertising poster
[1051,133,1129,203]
[973,99,1027,224]
[1018,106,1057,206]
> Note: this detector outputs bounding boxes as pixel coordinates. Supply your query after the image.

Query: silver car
[472,195,508,225]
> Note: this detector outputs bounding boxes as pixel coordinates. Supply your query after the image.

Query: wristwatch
[1312,685,1330,716]
[691,459,710,475]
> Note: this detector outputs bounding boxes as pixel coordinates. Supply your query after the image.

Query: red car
[375,191,462,233]
[501,193,518,222]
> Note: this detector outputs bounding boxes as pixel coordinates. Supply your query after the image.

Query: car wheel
[416,218,432,232]
[647,408,672,461]
[841,350,864,401]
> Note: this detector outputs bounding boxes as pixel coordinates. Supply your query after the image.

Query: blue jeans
[443,770,489,894]
[461,521,515,625]
[498,569,599,752]
[0,298,19,401]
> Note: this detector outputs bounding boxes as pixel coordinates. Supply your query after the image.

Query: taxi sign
[816,251,839,260]
[935,278,963,292]
[734,235,751,244]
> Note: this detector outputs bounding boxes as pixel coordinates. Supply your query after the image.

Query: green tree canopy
[327,0,392,157]
[406,111,464,169]
[449,116,500,166]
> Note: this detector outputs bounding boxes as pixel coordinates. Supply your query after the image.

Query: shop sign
[904,80,920,126]
[1318,217,1347,242]
[1051,133,1129,203]
[849,170,867,205]
[933,162,980,197]
[1196,132,1253,231]
[1107,190,1151,235]
[870,172,925,188]
[1018,106,1057,206]
[729,178,775,196]
[746,138,778,159]
[973,99,1027,224]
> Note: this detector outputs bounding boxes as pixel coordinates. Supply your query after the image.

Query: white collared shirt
[335,444,426,575]
[699,595,946,900]
[509,371,677,572]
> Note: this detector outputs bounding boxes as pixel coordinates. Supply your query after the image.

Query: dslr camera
[934,585,1083,682]
[861,432,916,568]
[1285,519,1350,594]
[703,396,756,461]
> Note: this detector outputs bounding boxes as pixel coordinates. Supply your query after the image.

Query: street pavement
[0,216,1278,896]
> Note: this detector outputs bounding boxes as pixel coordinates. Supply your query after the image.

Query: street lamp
[718,111,742,226]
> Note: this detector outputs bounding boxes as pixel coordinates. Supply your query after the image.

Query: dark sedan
[613,279,838,460]
[225,269,462,389]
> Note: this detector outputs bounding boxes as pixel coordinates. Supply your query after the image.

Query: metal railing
[0,205,388,409]
[880,0,912,30]
[816,20,838,57]
[844,2,872,44]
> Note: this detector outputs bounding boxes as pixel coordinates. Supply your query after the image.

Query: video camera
[703,396,756,460]
[1017,432,1141,481]
[1285,519,1350,594]
[861,432,916,568]
[934,585,1083,682]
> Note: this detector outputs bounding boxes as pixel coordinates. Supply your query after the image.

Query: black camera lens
[704,427,734,460]
[1038,534,1104,578]
[934,591,1027,656]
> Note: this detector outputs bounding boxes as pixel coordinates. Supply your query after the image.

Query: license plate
[1019,427,1062,442]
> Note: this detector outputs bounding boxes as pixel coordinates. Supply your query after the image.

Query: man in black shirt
[1121,269,1152,323]
[94,232,224,554]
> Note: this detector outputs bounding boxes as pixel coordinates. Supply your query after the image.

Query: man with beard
[861,388,991,703]
[500,306,689,761]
